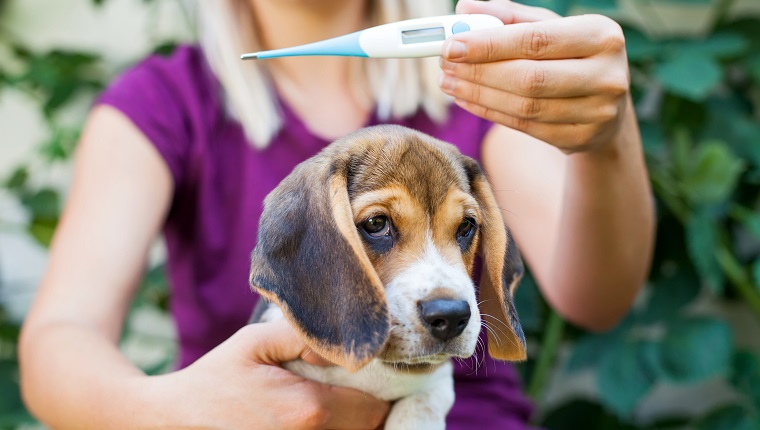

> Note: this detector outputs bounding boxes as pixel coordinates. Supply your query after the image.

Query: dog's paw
[383,388,453,430]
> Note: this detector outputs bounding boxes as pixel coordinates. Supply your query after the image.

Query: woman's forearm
[483,98,654,331]
[545,100,654,330]
[20,319,158,429]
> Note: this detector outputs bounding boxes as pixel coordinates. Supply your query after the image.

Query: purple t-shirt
[98,45,534,428]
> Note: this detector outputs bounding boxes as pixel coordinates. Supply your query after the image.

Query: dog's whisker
[481,321,502,347]
[480,315,511,340]
[483,318,521,351]
[482,322,520,352]
[480,313,514,335]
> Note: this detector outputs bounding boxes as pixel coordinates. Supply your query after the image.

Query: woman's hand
[440,0,632,154]
[145,319,389,429]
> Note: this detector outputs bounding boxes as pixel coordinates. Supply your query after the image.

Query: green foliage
[0,0,181,427]
[695,405,759,430]
[515,1,760,429]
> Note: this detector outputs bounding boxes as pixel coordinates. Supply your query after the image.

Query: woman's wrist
[118,373,191,429]
[568,95,640,166]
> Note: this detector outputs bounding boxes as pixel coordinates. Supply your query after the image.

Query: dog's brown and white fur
[249,125,526,429]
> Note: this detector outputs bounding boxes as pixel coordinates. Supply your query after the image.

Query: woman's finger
[235,319,311,366]
[319,385,391,429]
[440,57,629,99]
[442,15,625,63]
[455,0,560,23]
[439,75,622,124]
[453,98,617,152]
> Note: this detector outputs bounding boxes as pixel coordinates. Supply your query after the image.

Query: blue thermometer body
[240,14,503,60]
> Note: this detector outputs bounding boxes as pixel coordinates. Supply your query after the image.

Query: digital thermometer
[240,14,503,60]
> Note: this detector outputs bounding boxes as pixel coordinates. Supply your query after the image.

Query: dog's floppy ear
[463,157,527,361]
[249,149,389,371]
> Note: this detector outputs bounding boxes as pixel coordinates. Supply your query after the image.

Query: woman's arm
[20,105,174,428]
[482,111,653,331]
[442,0,655,330]
[19,106,388,429]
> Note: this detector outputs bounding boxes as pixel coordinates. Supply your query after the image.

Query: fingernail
[444,40,467,60]
[438,72,456,91]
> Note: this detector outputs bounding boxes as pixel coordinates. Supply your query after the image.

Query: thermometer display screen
[401,27,445,44]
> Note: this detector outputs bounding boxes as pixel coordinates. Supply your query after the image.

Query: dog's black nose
[418,299,471,342]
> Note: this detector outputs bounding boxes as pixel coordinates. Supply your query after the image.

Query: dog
[249,124,526,429]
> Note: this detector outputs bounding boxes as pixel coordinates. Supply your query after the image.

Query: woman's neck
[251,1,368,51]
[248,0,374,140]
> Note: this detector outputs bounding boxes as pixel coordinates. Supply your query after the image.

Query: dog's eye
[457,218,476,238]
[456,218,477,251]
[362,216,390,237]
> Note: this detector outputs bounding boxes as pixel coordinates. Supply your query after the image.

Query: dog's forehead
[341,128,470,208]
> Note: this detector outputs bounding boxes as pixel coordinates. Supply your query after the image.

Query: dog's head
[250,125,526,371]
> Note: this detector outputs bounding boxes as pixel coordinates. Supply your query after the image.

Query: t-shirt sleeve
[96,48,200,188]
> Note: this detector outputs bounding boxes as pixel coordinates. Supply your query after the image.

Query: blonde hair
[197,0,453,149]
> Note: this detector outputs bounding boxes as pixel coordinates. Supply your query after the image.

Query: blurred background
[2,0,760,429]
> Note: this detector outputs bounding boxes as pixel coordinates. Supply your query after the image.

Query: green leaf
[16,49,104,117]
[566,316,633,373]
[39,127,79,162]
[28,217,58,247]
[574,0,618,10]
[685,210,723,294]
[566,332,621,373]
[0,360,23,414]
[541,399,639,430]
[20,188,60,220]
[676,32,750,59]
[659,316,732,384]
[753,259,760,293]
[730,206,760,240]
[670,127,692,181]
[513,272,543,333]
[514,0,571,15]
[639,121,666,156]
[655,0,711,3]
[152,41,179,57]
[681,141,744,207]
[748,53,760,84]
[696,404,757,430]
[640,268,700,323]
[4,166,28,192]
[703,98,760,169]
[729,351,760,411]
[654,51,722,101]
[624,28,666,62]
[596,339,656,417]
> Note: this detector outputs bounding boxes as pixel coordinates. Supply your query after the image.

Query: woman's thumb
[235,319,310,365]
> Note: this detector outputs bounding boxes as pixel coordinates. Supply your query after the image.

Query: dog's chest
[285,359,453,402]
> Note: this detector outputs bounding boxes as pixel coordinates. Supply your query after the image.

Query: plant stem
[527,309,564,400]
[715,245,760,319]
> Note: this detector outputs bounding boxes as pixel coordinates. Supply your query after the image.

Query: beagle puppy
[249,124,526,429]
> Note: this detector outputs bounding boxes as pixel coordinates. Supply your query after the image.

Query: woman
[19,0,654,428]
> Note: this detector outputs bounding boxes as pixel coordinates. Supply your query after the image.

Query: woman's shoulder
[96,44,224,188]
[102,44,219,109]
